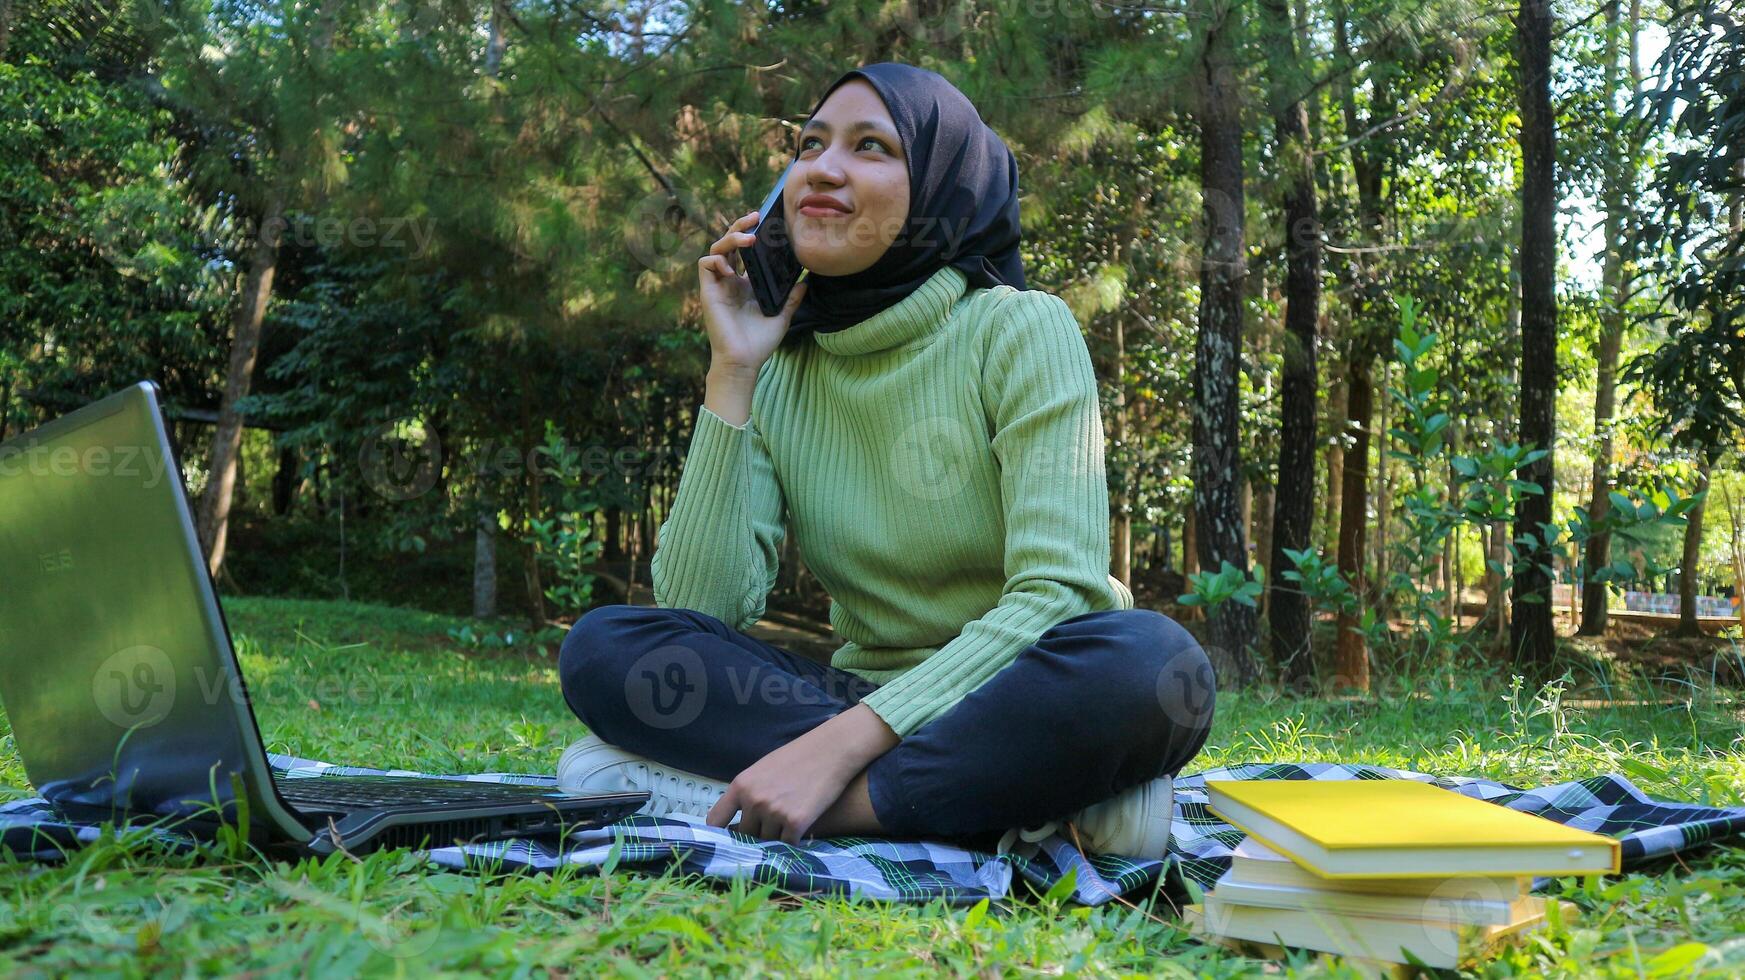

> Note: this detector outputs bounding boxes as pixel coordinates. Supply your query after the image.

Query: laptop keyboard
[275,775,568,810]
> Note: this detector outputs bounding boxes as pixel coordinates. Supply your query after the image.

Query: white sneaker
[556,735,730,820]
[995,774,1176,860]
[1072,773,1176,858]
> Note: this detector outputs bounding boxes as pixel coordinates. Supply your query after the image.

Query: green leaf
[1043,866,1080,904]
[1617,757,1674,785]
[634,913,719,948]
[1644,942,1713,977]
[601,835,624,876]
[1182,876,1206,907]
[963,897,989,932]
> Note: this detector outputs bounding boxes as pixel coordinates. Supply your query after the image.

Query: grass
[1,595,1742,976]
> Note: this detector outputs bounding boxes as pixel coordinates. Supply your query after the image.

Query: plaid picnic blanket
[3,757,1742,907]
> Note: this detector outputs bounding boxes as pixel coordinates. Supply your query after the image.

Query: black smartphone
[739,159,807,317]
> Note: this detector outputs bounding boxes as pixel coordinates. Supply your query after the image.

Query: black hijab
[784,62,1026,339]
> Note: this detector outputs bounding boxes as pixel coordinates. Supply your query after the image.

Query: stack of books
[1184,780,1620,971]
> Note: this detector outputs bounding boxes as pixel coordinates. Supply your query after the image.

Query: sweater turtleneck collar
[809,265,970,357]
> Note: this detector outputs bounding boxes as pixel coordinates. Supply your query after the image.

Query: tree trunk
[1191,0,1260,686]
[466,12,513,620]
[1327,0,1390,692]
[1323,371,1346,553]
[1373,358,1392,612]
[1112,304,1133,586]
[1241,476,1253,563]
[1456,526,1468,627]
[199,191,286,575]
[1487,514,1509,643]
[1580,321,1624,634]
[1333,354,1373,691]
[1444,511,1457,620]
[272,440,296,516]
[1486,256,1523,646]
[1255,481,1274,614]
[1263,0,1321,684]
[1332,0,1399,680]
[1580,0,1641,637]
[604,507,623,560]
[1446,418,1463,623]
[638,498,655,557]
[1676,458,1711,637]
[518,379,548,626]
[474,509,499,619]
[485,0,510,76]
[1511,0,1559,667]
[631,499,650,602]
[1183,498,1200,577]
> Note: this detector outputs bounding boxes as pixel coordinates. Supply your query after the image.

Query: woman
[556,62,1215,859]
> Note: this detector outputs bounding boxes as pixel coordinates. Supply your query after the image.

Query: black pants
[559,604,1216,842]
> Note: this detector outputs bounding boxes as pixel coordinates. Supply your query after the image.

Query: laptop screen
[0,383,271,824]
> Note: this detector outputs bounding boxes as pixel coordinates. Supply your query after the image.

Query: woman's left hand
[705,704,899,844]
[706,734,854,844]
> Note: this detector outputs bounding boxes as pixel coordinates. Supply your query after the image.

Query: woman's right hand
[698,209,809,374]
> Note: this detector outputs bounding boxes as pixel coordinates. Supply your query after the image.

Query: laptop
[0,381,647,856]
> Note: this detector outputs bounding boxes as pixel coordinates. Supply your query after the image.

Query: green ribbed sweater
[650,263,1133,737]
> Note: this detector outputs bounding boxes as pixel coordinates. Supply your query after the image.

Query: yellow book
[1187,895,1565,970]
[1228,837,1529,901]
[1206,780,1621,878]
[1214,874,1538,927]
[1184,914,1414,979]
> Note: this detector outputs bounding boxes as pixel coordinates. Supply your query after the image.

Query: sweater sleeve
[857,291,1123,737]
[649,397,787,633]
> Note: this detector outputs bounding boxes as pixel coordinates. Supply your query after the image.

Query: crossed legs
[559,604,1216,842]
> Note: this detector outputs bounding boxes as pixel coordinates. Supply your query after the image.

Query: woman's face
[785,79,911,276]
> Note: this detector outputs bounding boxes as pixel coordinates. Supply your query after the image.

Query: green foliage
[1279,546,1358,618]
[445,623,563,655]
[523,421,603,616]
[1180,560,1265,611]
[1379,295,1467,661]
[1628,0,1745,454]
[0,0,1734,695]
[0,38,227,428]
[1284,298,1698,672]
[1561,489,1702,590]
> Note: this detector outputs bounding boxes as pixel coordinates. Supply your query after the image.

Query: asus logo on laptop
[39,549,74,573]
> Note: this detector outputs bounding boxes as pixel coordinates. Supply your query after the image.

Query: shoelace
[628,760,725,817]
[995,820,1064,856]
